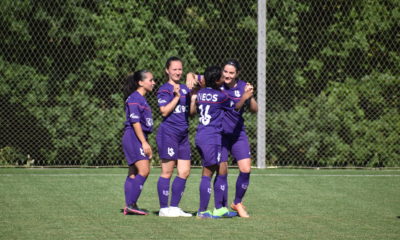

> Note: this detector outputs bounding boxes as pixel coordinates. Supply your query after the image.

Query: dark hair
[165,56,183,69]
[223,59,241,72]
[204,65,222,90]
[123,69,150,101]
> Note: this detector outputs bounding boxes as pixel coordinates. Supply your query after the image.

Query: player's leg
[212,161,237,218]
[124,160,150,215]
[156,126,179,216]
[196,144,218,218]
[168,159,192,217]
[168,134,192,216]
[197,165,216,218]
[230,132,251,218]
[122,129,149,215]
[157,159,176,216]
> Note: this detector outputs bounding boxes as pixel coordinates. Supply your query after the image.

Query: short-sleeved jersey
[195,88,230,145]
[220,79,247,135]
[157,82,191,133]
[124,91,153,133]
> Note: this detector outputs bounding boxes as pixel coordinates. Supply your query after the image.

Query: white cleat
[158,207,170,217]
[167,207,192,217]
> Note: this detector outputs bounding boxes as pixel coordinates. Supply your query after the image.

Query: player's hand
[243,83,254,99]
[173,84,181,97]
[142,142,152,159]
[186,73,197,90]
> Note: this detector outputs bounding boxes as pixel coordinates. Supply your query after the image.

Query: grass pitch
[0,168,399,240]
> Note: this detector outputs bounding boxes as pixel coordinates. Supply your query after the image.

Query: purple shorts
[196,144,226,167]
[221,130,251,163]
[156,124,191,160]
[122,128,150,166]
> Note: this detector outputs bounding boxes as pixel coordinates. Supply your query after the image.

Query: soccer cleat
[169,207,193,217]
[158,207,170,217]
[213,207,238,218]
[124,204,148,215]
[231,202,249,218]
[197,210,220,219]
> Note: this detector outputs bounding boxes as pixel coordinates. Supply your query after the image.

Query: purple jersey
[157,83,191,132]
[195,88,230,145]
[220,79,247,135]
[124,91,153,133]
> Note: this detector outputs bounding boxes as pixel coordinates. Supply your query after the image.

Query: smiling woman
[121,70,155,216]
[155,56,193,217]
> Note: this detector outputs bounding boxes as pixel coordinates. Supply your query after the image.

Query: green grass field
[1,168,399,240]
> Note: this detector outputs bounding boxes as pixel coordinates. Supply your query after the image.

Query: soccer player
[156,57,192,217]
[221,59,258,218]
[122,70,155,215]
[190,65,237,219]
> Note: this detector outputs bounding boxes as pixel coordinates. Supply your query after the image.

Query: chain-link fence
[1,0,399,167]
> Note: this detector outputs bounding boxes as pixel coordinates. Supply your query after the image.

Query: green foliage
[0,0,399,166]
[268,73,400,167]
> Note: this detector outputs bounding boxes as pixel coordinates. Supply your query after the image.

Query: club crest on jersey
[130,113,139,119]
[241,184,248,190]
[234,90,241,97]
[167,147,175,157]
[163,190,169,196]
[181,89,187,94]
[220,185,225,191]
[140,148,145,157]
[207,187,212,194]
[146,118,153,126]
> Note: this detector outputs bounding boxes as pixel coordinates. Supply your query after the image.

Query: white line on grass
[0,174,399,177]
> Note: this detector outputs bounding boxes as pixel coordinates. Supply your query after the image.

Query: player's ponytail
[123,69,150,101]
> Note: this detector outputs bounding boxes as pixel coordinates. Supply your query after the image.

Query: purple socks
[214,174,228,209]
[199,176,212,212]
[158,176,187,208]
[234,171,250,204]
[170,176,187,207]
[157,177,170,208]
[124,174,146,206]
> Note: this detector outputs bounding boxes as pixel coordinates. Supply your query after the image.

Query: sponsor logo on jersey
[158,98,167,104]
[130,113,139,119]
[173,105,186,113]
[217,152,221,162]
[198,93,218,102]
[167,147,175,157]
[207,187,212,194]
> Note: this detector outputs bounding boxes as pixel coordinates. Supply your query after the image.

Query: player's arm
[235,83,254,111]
[248,95,258,113]
[159,85,181,117]
[189,93,197,117]
[132,122,152,159]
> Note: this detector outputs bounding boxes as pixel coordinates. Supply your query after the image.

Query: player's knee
[178,169,191,179]
[139,168,150,178]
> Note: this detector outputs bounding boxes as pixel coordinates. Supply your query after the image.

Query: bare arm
[159,84,181,117]
[132,122,152,159]
[189,93,197,117]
